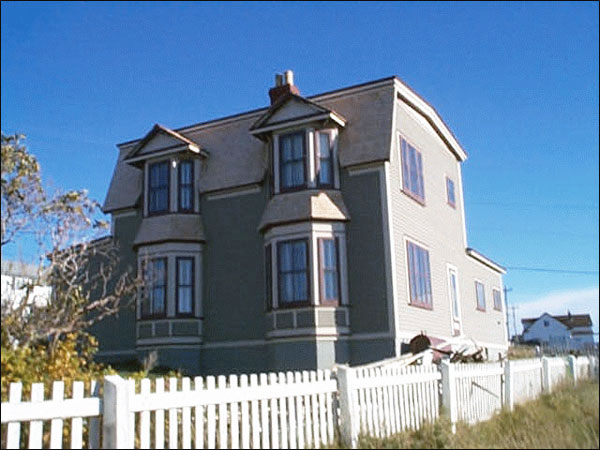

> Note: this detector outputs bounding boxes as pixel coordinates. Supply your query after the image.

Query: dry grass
[506,344,537,360]
[330,381,599,449]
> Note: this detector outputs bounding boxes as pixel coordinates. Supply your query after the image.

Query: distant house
[93,71,508,374]
[1,260,51,309]
[521,312,595,351]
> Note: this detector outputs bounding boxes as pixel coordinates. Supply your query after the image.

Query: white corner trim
[380,163,399,350]
[394,78,468,162]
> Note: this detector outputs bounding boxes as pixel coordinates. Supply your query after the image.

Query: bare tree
[1,132,141,353]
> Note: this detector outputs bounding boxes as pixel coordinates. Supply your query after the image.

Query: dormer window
[148,161,169,214]
[279,131,307,191]
[316,131,334,187]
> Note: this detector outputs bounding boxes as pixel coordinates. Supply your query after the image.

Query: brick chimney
[268,70,300,105]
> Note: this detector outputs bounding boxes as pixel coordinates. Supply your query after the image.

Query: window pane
[292,242,306,269]
[400,138,425,202]
[450,271,459,319]
[178,259,192,284]
[282,273,294,303]
[493,290,502,310]
[280,133,305,189]
[447,178,455,206]
[476,282,486,310]
[319,159,331,185]
[279,243,293,271]
[407,242,432,307]
[178,287,192,314]
[319,133,330,158]
[180,162,192,184]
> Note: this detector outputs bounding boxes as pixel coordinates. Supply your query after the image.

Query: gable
[264,99,326,126]
[136,132,186,156]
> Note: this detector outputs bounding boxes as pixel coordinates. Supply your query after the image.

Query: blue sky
[2,2,598,336]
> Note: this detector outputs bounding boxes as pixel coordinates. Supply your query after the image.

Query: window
[178,160,194,212]
[475,281,486,311]
[279,132,306,191]
[319,238,340,305]
[148,161,170,214]
[142,258,167,318]
[544,320,550,327]
[448,268,460,320]
[406,241,432,308]
[316,132,333,187]
[265,244,272,310]
[277,239,310,306]
[493,288,502,311]
[400,137,425,203]
[446,177,456,208]
[176,258,194,316]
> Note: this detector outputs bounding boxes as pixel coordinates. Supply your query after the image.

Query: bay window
[176,257,194,316]
[319,238,340,305]
[265,224,347,310]
[142,258,167,318]
[277,239,310,306]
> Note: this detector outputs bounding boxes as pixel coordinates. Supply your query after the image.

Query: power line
[469,201,599,211]
[505,266,599,275]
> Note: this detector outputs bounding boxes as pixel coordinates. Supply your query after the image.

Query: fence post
[336,365,358,448]
[541,357,551,392]
[103,375,131,449]
[567,355,577,386]
[504,360,514,411]
[440,360,457,433]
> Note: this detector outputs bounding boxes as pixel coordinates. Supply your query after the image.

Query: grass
[331,380,599,449]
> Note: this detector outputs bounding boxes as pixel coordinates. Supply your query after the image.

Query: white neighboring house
[521,312,595,351]
[1,260,51,309]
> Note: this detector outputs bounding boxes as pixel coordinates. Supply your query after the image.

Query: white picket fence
[2,355,597,449]
[452,362,503,424]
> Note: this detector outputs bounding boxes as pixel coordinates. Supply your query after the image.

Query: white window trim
[397,132,426,203]
[446,264,462,335]
[492,287,503,312]
[265,222,348,309]
[272,127,340,195]
[474,278,486,311]
[144,157,199,216]
[402,235,433,308]
[137,242,203,319]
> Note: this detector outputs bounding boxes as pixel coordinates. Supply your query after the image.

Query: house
[521,312,595,351]
[93,71,508,374]
[1,260,51,309]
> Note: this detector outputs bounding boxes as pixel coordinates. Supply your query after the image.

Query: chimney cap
[284,70,294,85]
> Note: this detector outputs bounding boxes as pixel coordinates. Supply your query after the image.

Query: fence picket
[182,377,192,449]
[301,371,312,448]
[310,372,319,447]
[277,373,288,449]
[28,383,44,449]
[140,378,151,449]
[50,381,65,449]
[89,380,101,449]
[217,375,228,449]
[229,375,240,450]
[194,376,204,450]
[7,382,23,449]
[259,373,270,449]
[71,381,85,449]
[206,376,216,449]
[294,372,305,450]
[169,377,178,449]
[286,372,297,449]
[128,378,136,449]
[155,378,165,450]
[269,373,279,449]
[250,374,260,449]
[239,375,250,450]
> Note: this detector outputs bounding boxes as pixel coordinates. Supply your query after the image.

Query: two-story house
[93,71,508,374]
[521,312,595,351]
